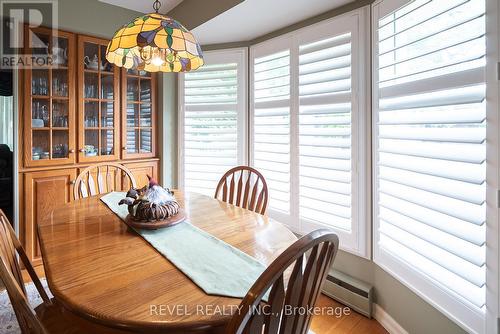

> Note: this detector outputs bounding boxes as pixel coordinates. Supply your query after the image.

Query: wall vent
[322,269,373,318]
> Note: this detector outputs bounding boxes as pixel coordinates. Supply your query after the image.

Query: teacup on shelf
[84,55,102,71]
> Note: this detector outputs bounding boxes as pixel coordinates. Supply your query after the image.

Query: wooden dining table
[37,190,297,333]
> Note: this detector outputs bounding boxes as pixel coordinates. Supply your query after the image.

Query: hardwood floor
[21,265,46,283]
[13,268,388,334]
[310,295,388,334]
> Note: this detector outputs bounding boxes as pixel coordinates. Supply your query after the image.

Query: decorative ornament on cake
[119,176,185,229]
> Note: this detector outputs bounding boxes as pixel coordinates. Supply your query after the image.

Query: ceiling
[98,0,184,14]
[193,0,355,45]
[98,0,355,45]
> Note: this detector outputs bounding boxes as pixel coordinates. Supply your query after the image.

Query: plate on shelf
[32,119,45,128]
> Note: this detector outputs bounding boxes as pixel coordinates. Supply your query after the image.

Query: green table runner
[101,192,266,299]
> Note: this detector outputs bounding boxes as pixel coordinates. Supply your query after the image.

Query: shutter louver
[253,50,291,213]
[182,62,240,196]
[299,33,353,231]
[375,0,486,311]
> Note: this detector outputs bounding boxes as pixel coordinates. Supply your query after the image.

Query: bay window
[177,2,498,331]
[250,8,369,255]
[372,0,487,332]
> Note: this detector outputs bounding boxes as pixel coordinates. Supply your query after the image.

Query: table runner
[101,192,266,299]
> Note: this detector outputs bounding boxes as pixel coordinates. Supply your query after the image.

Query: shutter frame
[373,0,488,332]
[249,8,369,256]
[179,49,247,195]
[252,48,292,215]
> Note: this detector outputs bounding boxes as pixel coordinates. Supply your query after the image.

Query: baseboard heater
[322,269,373,318]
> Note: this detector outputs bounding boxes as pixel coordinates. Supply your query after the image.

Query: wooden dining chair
[214,166,269,214]
[0,209,49,334]
[0,209,130,334]
[73,162,137,200]
[225,229,339,334]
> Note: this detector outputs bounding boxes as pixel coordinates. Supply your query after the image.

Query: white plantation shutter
[179,50,246,196]
[373,0,486,332]
[298,32,353,232]
[251,9,368,254]
[252,49,291,213]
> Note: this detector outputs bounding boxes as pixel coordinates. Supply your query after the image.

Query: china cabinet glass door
[78,36,120,162]
[24,28,75,166]
[122,69,156,159]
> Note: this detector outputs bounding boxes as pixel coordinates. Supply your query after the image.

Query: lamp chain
[153,0,161,13]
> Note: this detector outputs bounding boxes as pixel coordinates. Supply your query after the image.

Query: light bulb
[151,56,164,66]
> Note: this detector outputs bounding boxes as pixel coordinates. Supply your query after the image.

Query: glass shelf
[140,103,152,127]
[84,101,99,127]
[100,45,113,73]
[83,43,99,71]
[80,38,118,160]
[126,129,139,154]
[101,129,114,156]
[126,103,139,127]
[101,101,114,127]
[52,130,69,159]
[124,70,155,156]
[140,79,151,103]
[32,130,50,160]
[31,69,49,96]
[127,76,139,101]
[52,69,68,97]
[31,99,49,127]
[101,74,114,100]
[140,128,152,153]
[52,100,69,127]
[84,72,98,99]
[84,129,99,157]
[52,37,69,67]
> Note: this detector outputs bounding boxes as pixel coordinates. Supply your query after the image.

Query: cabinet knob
[79,148,85,153]
[69,149,75,153]
[69,180,76,185]
[122,146,127,150]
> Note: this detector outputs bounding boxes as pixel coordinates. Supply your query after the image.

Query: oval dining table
[37,190,298,333]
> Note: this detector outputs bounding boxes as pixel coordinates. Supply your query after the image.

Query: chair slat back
[74,162,137,200]
[0,210,49,334]
[215,166,269,214]
[225,229,339,334]
[96,166,105,193]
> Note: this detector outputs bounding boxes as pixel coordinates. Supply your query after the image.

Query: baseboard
[373,303,408,334]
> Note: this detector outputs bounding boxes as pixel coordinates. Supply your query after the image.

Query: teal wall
[56,0,141,38]
[159,73,178,187]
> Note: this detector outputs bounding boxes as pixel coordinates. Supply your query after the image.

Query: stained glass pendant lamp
[106,0,204,72]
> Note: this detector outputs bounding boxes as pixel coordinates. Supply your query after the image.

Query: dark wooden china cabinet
[20,27,160,264]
